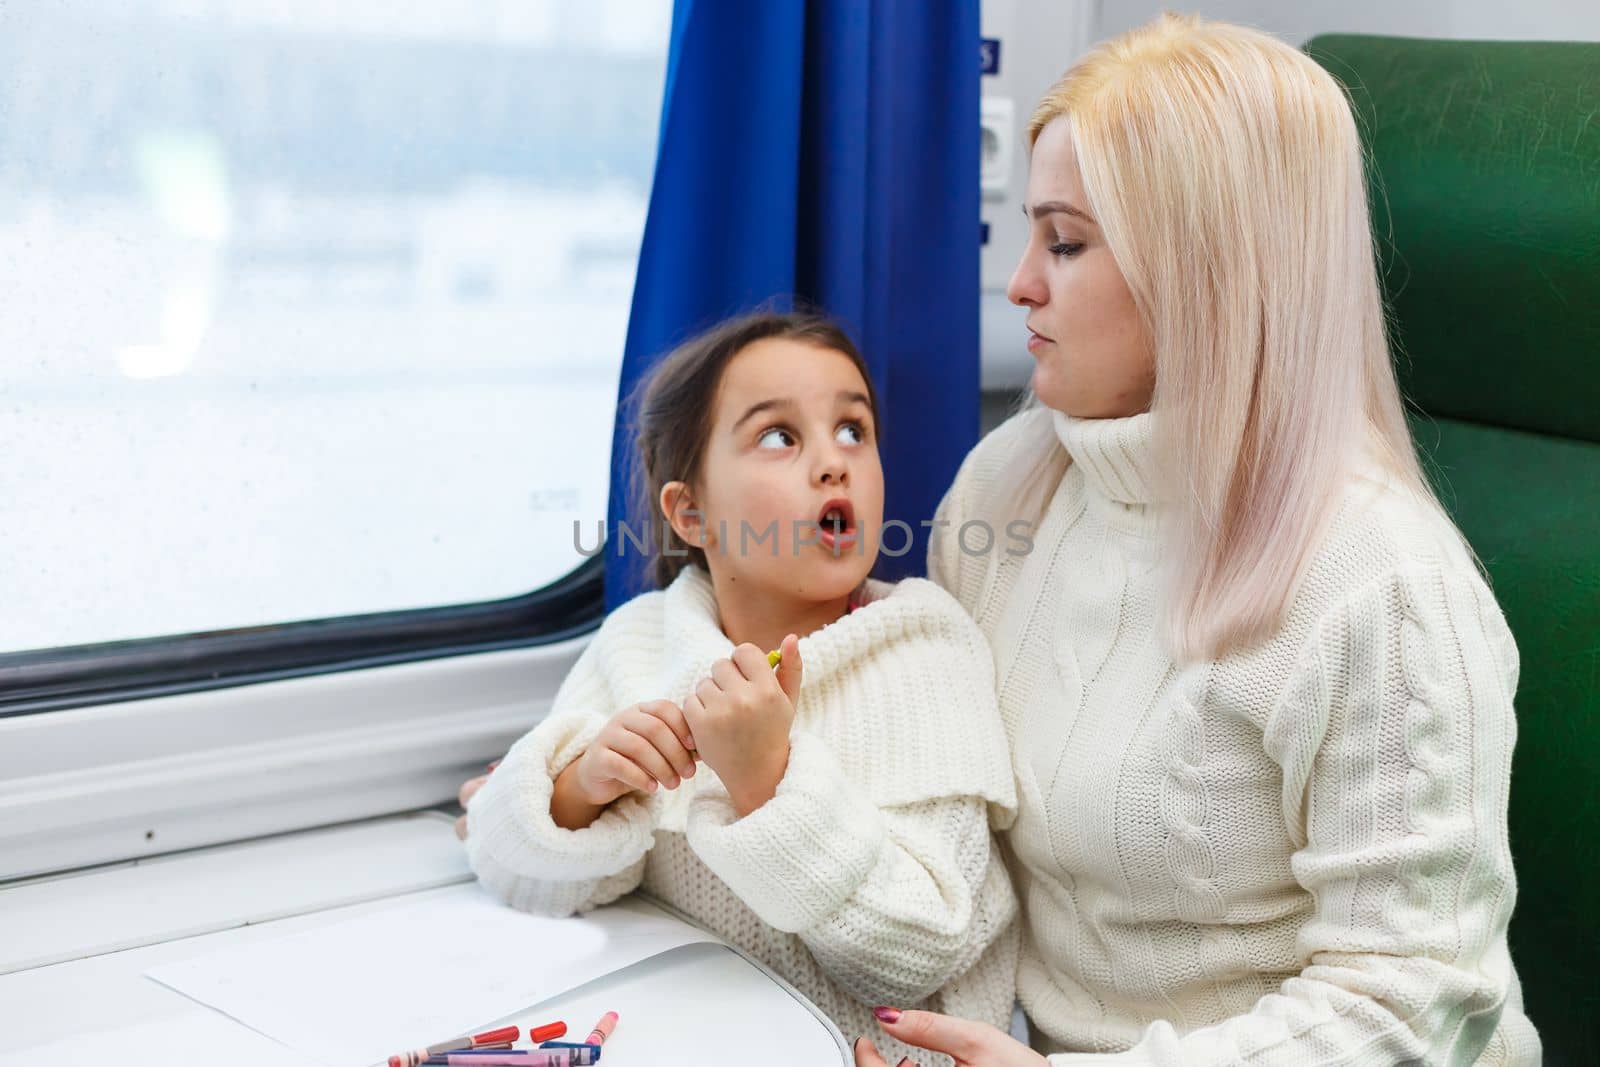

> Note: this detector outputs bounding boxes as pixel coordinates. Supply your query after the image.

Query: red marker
[529,1021,568,1044]
[389,1025,522,1067]
[585,1012,618,1047]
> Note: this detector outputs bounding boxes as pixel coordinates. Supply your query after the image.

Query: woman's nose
[1007,251,1046,307]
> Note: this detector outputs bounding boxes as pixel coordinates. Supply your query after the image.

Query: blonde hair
[995,12,1447,661]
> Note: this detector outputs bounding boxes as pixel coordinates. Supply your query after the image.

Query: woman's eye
[756,427,794,449]
[1048,241,1085,257]
[836,423,864,446]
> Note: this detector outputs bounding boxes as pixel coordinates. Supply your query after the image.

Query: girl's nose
[815,447,849,486]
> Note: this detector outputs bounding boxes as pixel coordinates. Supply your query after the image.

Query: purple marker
[422,1050,599,1067]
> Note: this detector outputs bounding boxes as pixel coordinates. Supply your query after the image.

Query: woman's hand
[682,635,802,817]
[549,699,699,829]
[855,1009,1047,1067]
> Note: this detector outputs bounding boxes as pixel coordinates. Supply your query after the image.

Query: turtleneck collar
[1051,408,1162,517]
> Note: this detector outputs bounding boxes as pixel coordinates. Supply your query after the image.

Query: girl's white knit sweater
[465,566,1020,1066]
[930,408,1540,1065]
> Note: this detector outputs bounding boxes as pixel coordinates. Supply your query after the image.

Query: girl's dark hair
[628,310,880,589]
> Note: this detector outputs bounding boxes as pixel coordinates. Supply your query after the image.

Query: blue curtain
[605,0,981,610]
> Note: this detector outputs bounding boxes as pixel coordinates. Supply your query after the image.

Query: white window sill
[0,811,470,975]
[0,637,587,882]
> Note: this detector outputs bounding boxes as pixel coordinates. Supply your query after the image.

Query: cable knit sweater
[929,408,1540,1065]
[465,566,1020,1066]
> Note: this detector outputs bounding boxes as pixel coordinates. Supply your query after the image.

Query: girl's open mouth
[816,498,857,551]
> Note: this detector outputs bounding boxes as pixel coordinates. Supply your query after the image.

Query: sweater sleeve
[464,635,662,917]
[927,428,985,606]
[926,470,968,602]
[927,409,1047,610]
[684,731,1017,1007]
[1050,564,1537,1066]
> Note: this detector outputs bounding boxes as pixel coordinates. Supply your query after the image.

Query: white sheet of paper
[0,1011,320,1067]
[145,885,721,1067]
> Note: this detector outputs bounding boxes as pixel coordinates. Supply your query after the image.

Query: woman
[857,12,1539,1066]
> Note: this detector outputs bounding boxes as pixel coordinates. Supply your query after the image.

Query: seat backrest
[1307,34,1600,1064]
[1309,34,1600,442]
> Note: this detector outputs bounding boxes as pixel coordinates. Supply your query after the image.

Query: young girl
[460,311,1018,1065]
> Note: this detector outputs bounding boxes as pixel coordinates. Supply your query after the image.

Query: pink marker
[585,1011,619,1046]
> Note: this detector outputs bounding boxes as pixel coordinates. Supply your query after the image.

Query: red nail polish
[873,1006,901,1024]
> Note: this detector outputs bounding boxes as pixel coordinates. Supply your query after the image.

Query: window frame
[0,555,611,882]
[0,555,604,718]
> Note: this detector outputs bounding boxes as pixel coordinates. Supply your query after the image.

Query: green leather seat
[1307,34,1600,1064]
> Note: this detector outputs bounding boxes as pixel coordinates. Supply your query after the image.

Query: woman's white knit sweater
[930,408,1540,1065]
[465,566,1020,1066]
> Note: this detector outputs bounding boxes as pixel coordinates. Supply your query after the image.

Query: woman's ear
[660,481,712,548]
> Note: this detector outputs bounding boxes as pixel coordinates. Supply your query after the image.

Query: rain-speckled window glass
[0,1,670,653]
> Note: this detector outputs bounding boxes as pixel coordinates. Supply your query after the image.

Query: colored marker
[585,1012,618,1047]
[422,1052,598,1067]
[423,1030,569,1053]
[390,1025,522,1067]
[528,1022,568,1044]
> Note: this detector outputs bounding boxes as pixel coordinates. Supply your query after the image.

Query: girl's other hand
[855,1009,1046,1067]
[454,771,491,840]
[682,634,802,816]
[453,759,504,839]
[556,700,699,822]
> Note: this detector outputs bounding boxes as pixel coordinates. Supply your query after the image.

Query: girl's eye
[835,422,865,446]
[756,427,795,450]
[1048,241,1085,257]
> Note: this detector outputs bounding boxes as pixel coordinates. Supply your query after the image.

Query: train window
[0,1,670,656]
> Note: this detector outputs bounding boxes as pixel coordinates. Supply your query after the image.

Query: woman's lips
[1027,330,1052,352]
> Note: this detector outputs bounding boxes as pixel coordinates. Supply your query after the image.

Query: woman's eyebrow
[1024,200,1097,225]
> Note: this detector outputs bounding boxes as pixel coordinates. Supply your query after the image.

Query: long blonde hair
[997,12,1445,662]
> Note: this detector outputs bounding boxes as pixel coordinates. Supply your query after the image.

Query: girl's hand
[559,699,700,814]
[682,634,802,817]
[453,759,500,839]
[855,1009,1046,1067]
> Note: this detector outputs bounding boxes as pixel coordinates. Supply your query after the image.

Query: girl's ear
[660,481,710,548]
